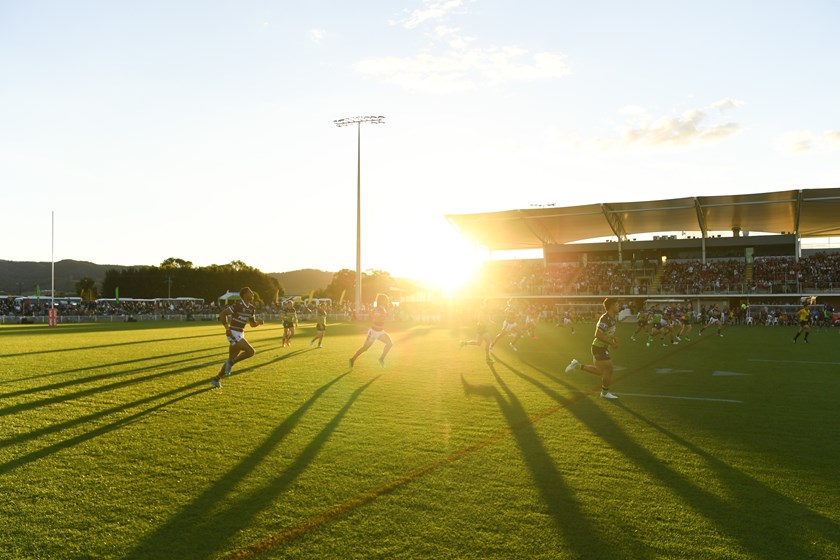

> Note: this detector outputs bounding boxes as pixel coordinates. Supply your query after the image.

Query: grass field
[1,317,839,559]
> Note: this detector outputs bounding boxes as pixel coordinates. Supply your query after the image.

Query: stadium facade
[446,188,840,310]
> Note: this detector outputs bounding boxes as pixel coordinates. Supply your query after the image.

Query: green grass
[1,319,839,559]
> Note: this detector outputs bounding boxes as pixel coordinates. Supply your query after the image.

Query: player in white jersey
[699,306,724,337]
[211,287,264,388]
[350,293,393,368]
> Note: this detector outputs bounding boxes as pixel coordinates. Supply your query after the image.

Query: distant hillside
[269,269,334,296]
[0,260,335,297]
[0,259,131,295]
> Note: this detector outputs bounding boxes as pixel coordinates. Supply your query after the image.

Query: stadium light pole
[333,115,385,317]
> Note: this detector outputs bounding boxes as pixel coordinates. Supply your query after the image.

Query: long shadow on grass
[0,335,285,413]
[124,372,368,559]
[460,367,619,560]
[0,380,209,474]
[618,403,840,559]
[0,350,224,418]
[0,329,229,358]
[504,358,840,560]
[273,348,312,362]
[0,345,223,395]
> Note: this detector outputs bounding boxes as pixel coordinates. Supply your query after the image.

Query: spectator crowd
[473,253,840,296]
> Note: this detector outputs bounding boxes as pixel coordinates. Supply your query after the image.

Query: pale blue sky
[2,1,838,286]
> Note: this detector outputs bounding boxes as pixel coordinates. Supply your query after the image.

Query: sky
[2,1,839,289]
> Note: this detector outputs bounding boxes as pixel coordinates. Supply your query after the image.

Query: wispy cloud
[620,100,745,147]
[776,129,840,154]
[359,0,570,93]
[309,28,326,43]
[356,48,569,93]
[401,0,464,29]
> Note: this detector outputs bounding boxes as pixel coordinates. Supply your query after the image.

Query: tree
[160,257,193,269]
[75,277,98,301]
[101,261,280,304]
[324,269,356,304]
[362,270,394,304]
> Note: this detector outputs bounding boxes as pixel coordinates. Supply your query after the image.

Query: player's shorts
[637,317,647,326]
[660,319,669,328]
[366,328,388,342]
[283,320,295,329]
[502,321,518,332]
[799,320,809,327]
[316,322,326,332]
[591,345,611,361]
[563,318,573,326]
[226,330,245,345]
[707,316,720,325]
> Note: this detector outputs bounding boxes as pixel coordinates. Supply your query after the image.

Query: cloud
[620,100,744,147]
[402,0,464,29]
[309,28,326,43]
[776,130,840,154]
[710,98,745,113]
[355,47,570,93]
[824,130,840,146]
[357,1,569,93]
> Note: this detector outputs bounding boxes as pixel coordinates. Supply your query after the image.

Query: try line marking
[615,392,743,404]
[750,359,840,365]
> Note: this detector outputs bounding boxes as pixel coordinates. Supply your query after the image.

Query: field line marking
[615,392,743,404]
[750,359,840,365]
[223,394,591,559]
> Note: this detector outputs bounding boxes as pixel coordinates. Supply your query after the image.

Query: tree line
[78,258,406,307]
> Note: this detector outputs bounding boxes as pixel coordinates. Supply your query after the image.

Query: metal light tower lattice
[333,115,385,317]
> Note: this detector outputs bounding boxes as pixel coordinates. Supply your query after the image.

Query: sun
[400,237,485,297]
[428,254,481,295]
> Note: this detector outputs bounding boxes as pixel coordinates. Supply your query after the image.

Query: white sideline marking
[616,392,743,404]
[750,359,840,365]
[656,368,693,374]
[712,370,751,377]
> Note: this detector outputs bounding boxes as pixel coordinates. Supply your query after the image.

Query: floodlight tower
[333,115,385,317]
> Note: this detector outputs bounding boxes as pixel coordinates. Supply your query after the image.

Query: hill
[269,269,334,296]
[0,259,132,295]
[0,260,336,298]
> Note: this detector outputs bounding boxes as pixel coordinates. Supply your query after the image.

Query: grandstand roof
[445,188,840,250]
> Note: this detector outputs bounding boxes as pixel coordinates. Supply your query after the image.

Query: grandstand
[447,188,840,309]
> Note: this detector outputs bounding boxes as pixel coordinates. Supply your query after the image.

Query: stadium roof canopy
[445,188,840,251]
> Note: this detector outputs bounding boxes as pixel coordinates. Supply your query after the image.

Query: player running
[524,306,539,340]
[699,305,724,337]
[309,302,328,348]
[559,310,576,334]
[792,300,812,344]
[630,308,650,341]
[490,299,523,352]
[281,299,299,347]
[211,286,264,388]
[460,300,494,364]
[564,297,620,399]
[349,293,393,368]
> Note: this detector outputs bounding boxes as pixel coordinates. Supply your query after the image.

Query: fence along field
[1,319,838,559]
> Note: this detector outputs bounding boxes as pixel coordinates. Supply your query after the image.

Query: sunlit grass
[1,319,838,559]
